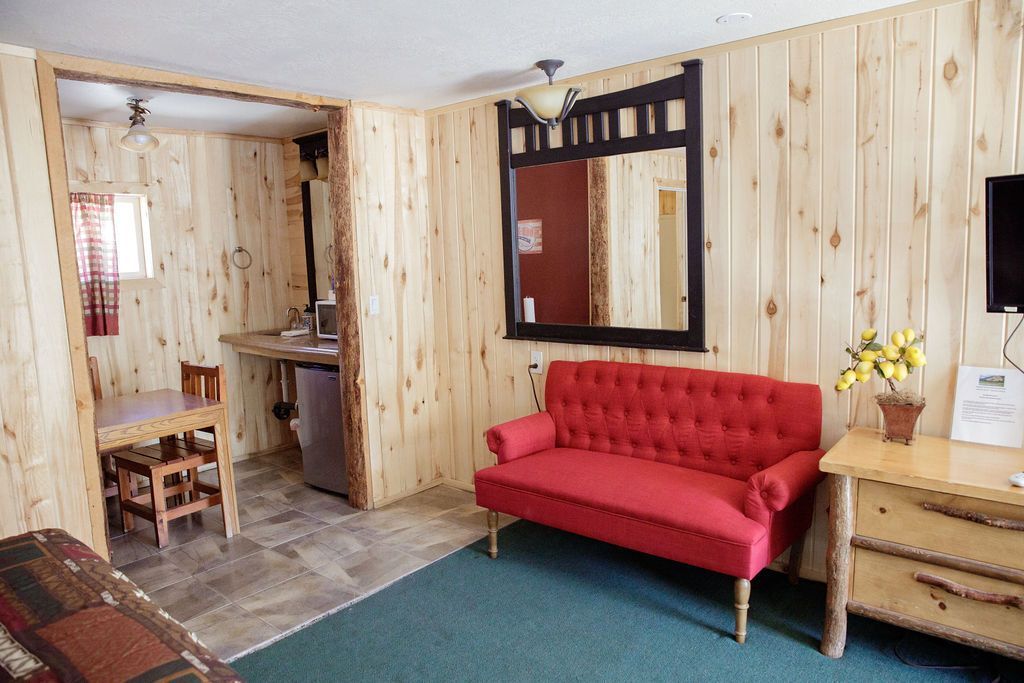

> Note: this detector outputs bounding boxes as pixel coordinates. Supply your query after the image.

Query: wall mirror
[497,60,705,351]
[294,132,332,308]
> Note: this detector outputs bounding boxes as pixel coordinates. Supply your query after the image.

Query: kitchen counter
[219,331,339,365]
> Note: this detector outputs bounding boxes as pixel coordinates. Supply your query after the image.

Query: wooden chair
[89,356,125,501]
[114,362,227,548]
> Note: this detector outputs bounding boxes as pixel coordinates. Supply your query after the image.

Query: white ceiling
[3,0,912,110]
[57,80,328,138]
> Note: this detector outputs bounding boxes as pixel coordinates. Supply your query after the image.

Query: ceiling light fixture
[716,12,753,25]
[515,59,583,129]
[119,98,160,152]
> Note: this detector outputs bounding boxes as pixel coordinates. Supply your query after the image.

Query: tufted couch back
[544,360,822,481]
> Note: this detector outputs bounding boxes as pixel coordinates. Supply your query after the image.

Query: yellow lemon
[907,350,926,367]
[893,362,909,382]
[903,328,916,344]
[856,361,874,375]
[856,371,872,383]
[891,331,906,348]
[878,360,895,378]
[859,350,878,362]
[881,345,900,361]
[835,379,850,392]
[861,328,877,342]
[842,369,857,384]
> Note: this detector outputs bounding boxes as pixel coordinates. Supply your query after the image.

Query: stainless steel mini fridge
[295,364,348,495]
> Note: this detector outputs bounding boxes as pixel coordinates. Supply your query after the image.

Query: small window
[112,194,154,280]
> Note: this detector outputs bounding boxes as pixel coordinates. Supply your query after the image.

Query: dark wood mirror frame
[496,59,706,351]
[294,131,329,310]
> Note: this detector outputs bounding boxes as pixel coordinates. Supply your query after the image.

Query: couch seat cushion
[476,448,766,547]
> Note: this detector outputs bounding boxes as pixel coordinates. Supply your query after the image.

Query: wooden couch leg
[788,533,806,585]
[487,510,498,559]
[734,578,751,644]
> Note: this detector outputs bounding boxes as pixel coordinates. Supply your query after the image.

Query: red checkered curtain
[70,192,120,336]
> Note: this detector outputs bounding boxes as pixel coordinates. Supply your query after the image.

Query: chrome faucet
[285,306,302,330]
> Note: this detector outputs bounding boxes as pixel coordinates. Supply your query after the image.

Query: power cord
[528,364,541,412]
[1004,313,1024,375]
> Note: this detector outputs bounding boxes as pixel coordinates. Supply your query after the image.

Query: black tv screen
[986,174,1024,312]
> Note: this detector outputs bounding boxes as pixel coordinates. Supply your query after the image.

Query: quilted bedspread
[0,529,239,682]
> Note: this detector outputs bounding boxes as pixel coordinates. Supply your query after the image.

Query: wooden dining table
[94,389,240,536]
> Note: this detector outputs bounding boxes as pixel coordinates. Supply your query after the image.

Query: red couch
[475,360,824,643]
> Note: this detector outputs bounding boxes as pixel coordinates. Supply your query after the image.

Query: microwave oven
[315,300,338,340]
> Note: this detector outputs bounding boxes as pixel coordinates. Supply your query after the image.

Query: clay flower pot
[877,401,925,445]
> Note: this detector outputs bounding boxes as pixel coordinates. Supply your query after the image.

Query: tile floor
[108,448,511,661]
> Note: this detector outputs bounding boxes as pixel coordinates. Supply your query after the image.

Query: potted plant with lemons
[835,327,927,444]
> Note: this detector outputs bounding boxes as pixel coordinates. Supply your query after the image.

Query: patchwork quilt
[0,529,239,682]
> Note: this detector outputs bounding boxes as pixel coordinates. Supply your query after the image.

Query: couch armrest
[485,412,556,464]
[744,449,826,527]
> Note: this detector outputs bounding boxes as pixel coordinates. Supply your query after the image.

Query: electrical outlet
[530,351,543,375]
[368,295,380,316]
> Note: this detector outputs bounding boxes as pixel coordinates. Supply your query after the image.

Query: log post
[821,473,854,658]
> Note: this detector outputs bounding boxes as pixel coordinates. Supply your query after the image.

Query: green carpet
[235,521,1023,682]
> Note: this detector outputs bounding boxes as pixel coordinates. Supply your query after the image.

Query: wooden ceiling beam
[41,51,349,111]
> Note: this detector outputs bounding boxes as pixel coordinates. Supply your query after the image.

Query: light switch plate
[530,351,543,375]
[369,295,380,316]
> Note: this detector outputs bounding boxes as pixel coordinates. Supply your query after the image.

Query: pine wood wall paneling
[851,20,895,429]
[921,1,977,436]
[888,11,935,398]
[703,54,731,372]
[346,105,440,502]
[0,53,98,548]
[64,122,296,459]
[283,141,309,308]
[963,0,1022,365]
[728,47,761,376]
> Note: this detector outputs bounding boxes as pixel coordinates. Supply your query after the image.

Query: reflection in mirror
[308,179,333,298]
[516,149,687,331]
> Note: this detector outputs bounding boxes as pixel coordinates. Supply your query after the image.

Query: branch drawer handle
[921,502,1024,531]
[914,572,1024,608]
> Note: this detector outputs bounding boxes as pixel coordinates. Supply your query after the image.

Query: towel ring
[232,246,253,270]
[325,243,335,265]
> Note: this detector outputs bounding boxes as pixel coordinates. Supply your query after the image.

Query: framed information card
[950,365,1024,448]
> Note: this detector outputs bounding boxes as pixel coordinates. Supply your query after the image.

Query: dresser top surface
[821,428,1024,505]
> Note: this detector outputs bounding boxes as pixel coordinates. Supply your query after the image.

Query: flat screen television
[986,174,1024,313]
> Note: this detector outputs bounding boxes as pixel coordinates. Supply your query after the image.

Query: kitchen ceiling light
[119,98,160,152]
[515,59,583,129]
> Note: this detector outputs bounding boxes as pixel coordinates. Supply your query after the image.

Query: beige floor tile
[271,524,371,569]
[436,503,518,532]
[166,534,264,575]
[195,549,307,602]
[119,553,188,593]
[230,457,278,480]
[126,511,224,551]
[262,484,362,524]
[148,577,229,623]
[183,603,280,661]
[236,495,292,526]
[237,572,358,632]
[241,509,327,548]
[390,485,476,517]
[336,506,436,541]
[252,449,303,472]
[316,542,426,595]
[382,518,486,562]
[235,468,305,498]
[109,533,160,567]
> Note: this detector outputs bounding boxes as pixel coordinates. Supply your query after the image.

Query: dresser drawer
[857,480,1024,571]
[852,549,1024,647]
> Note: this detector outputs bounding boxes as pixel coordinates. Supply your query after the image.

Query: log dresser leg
[821,473,854,658]
[734,578,751,644]
[487,510,499,559]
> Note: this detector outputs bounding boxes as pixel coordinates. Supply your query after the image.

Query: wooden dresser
[819,428,1024,660]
